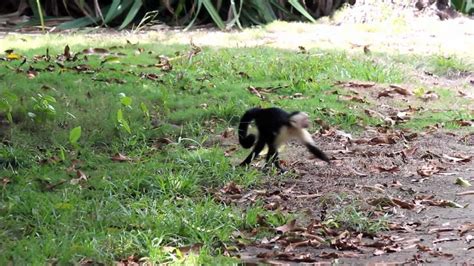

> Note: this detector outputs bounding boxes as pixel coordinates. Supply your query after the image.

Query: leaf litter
[223,115,474,263]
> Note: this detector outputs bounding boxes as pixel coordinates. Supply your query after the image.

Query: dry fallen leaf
[421,91,439,101]
[459,223,474,236]
[389,84,413,96]
[275,219,297,234]
[417,163,443,177]
[111,153,133,162]
[334,81,375,88]
[220,181,242,195]
[372,166,400,173]
[70,170,87,185]
[456,190,474,196]
[442,154,472,163]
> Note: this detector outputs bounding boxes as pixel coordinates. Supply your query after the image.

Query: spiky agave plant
[18,0,356,30]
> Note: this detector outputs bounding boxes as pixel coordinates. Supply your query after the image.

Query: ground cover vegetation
[0,34,473,264]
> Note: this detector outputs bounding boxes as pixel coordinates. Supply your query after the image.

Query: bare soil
[223,127,474,264]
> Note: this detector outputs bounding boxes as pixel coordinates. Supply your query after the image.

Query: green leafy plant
[116,93,133,134]
[451,0,474,14]
[69,126,82,148]
[16,0,353,30]
[0,91,18,123]
[28,93,57,123]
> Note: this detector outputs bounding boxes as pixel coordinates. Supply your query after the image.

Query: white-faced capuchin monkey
[238,107,330,172]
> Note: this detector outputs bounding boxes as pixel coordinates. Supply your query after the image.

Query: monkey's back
[254,108,291,137]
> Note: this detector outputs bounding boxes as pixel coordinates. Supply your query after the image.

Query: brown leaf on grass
[111,153,133,162]
[117,255,140,266]
[27,67,38,79]
[459,223,474,236]
[455,119,474,127]
[368,135,397,145]
[221,181,242,195]
[334,81,375,88]
[162,243,203,255]
[339,95,366,103]
[70,170,87,185]
[2,177,11,187]
[64,45,71,59]
[82,47,110,55]
[247,86,263,99]
[221,128,234,138]
[92,77,126,84]
[157,56,172,71]
[389,84,413,96]
[417,163,443,177]
[224,146,237,157]
[264,202,280,211]
[421,91,439,101]
[377,89,394,98]
[275,219,297,234]
[237,71,250,79]
[140,73,163,81]
[457,90,474,99]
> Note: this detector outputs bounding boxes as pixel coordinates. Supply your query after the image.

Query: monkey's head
[289,112,310,129]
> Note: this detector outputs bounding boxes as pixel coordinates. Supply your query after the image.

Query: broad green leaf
[101,56,121,65]
[117,108,124,121]
[227,0,243,29]
[184,1,204,31]
[140,102,149,118]
[3,91,18,102]
[250,0,276,23]
[43,95,56,103]
[201,0,226,30]
[69,126,82,144]
[0,100,10,112]
[119,0,143,30]
[288,0,316,22]
[105,0,135,24]
[120,96,133,107]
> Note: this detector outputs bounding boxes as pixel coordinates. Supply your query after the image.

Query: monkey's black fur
[238,107,329,171]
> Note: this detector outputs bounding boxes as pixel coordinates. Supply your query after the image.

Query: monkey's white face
[289,112,310,129]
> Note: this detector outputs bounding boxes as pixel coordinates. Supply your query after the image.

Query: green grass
[428,55,473,77]
[0,35,472,264]
[321,193,389,235]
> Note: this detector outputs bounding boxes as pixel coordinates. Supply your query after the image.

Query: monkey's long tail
[238,107,260,149]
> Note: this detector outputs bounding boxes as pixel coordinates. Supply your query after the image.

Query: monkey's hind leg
[240,139,265,166]
[265,144,286,173]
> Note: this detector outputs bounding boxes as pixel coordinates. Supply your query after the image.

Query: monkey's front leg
[240,139,265,166]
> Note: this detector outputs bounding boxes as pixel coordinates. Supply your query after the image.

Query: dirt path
[220,128,474,264]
